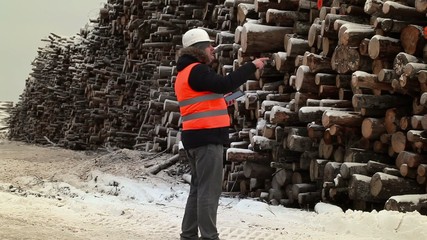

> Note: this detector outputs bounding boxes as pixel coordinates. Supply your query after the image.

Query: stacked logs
[219,0,427,213]
[8,0,211,152]
[6,0,427,213]
[0,101,13,136]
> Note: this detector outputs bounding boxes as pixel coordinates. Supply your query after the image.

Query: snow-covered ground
[0,138,426,240]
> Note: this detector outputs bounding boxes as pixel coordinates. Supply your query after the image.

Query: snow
[314,202,343,214]
[1,108,427,239]
[227,147,256,154]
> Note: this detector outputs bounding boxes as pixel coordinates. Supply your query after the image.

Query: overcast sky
[0,0,105,103]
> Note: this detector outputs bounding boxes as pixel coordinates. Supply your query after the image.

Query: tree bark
[370,172,425,200]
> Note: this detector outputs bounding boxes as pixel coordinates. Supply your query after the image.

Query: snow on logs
[385,194,427,214]
[226,148,271,163]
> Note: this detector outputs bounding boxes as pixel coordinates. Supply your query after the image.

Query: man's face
[204,44,215,64]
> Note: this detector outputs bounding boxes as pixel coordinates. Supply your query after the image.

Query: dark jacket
[175,47,257,149]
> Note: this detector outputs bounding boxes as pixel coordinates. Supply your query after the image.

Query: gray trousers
[180,144,223,240]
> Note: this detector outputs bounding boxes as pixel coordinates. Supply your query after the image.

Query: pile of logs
[220,0,427,213]
[7,0,427,214]
[0,101,13,135]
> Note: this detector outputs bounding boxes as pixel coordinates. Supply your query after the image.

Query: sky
[0,0,105,103]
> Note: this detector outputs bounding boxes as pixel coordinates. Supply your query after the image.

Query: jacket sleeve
[188,62,257,94]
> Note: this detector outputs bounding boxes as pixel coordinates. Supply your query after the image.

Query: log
[411,115,424,130]
[339,23,375,47]
[295,65,317,93]
[344,148,392,164]
[348,174,382,202]
[251,135,276,151]
[315,73,336,86]
[385,194,427,214]
[307,122,326,140]
[298,191,321,208]
[384,107,412,134]
[237,3,258,26]
[407,130,427,143]
[226,148,272,162]
[292,171,311,184]
[261,123,277,139]
[286,38,310,57]
[269,105,300,125]
[361,117,386,140]
[415,0,427,13]
[352,94,413,109]
[240,22,294,54]
[351,70,394,92]
[331,44,371,74]
[266,9,308,27]
[305,52,333,73]
[394,52,423,76]
[308,19,321,47]
[368,35,402,59]
[370,172,425,200]
[320,99,352,108]
[260,100,287,116]
[396,150,427,168]
[286,134,315,152]
[366,160,395,174]
[254,0,298,12]
[230,141,250,149]
[324,161,342,182]
[272,168,293,186]
[373,17,425,33]
[298,106,336,123]
[321,109,364,128]
[418,164,427,177]
[371,58,393,75]
[340,162,369,179]
[291,183,317,200]
[318,138,334,160]
[310,158,329,181]
[336,74,352,88]
[391,131,407,154]
[404,63,427,78]
[148,154,180,174]
[243,161,274,179]
[399,163,418,178]
[377,68,398,83]
[382,1,426,21]
[322,37,338,57]
[271,51,295,72]
[324,13,368,33]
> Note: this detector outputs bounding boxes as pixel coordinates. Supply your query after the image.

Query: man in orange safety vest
[175,28,268,240]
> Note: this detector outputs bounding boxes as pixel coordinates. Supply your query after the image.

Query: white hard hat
[182,28,213,48]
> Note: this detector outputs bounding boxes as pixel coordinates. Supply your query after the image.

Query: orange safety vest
[175,62,230,130]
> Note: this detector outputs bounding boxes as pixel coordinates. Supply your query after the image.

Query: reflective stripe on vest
[175,62,230,130]
[178,93,224,107]
[181,109,229,121]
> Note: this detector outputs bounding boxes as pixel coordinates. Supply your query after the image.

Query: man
[175,28,268,240]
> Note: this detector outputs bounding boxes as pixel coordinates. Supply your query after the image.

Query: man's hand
[252,57,269,70]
